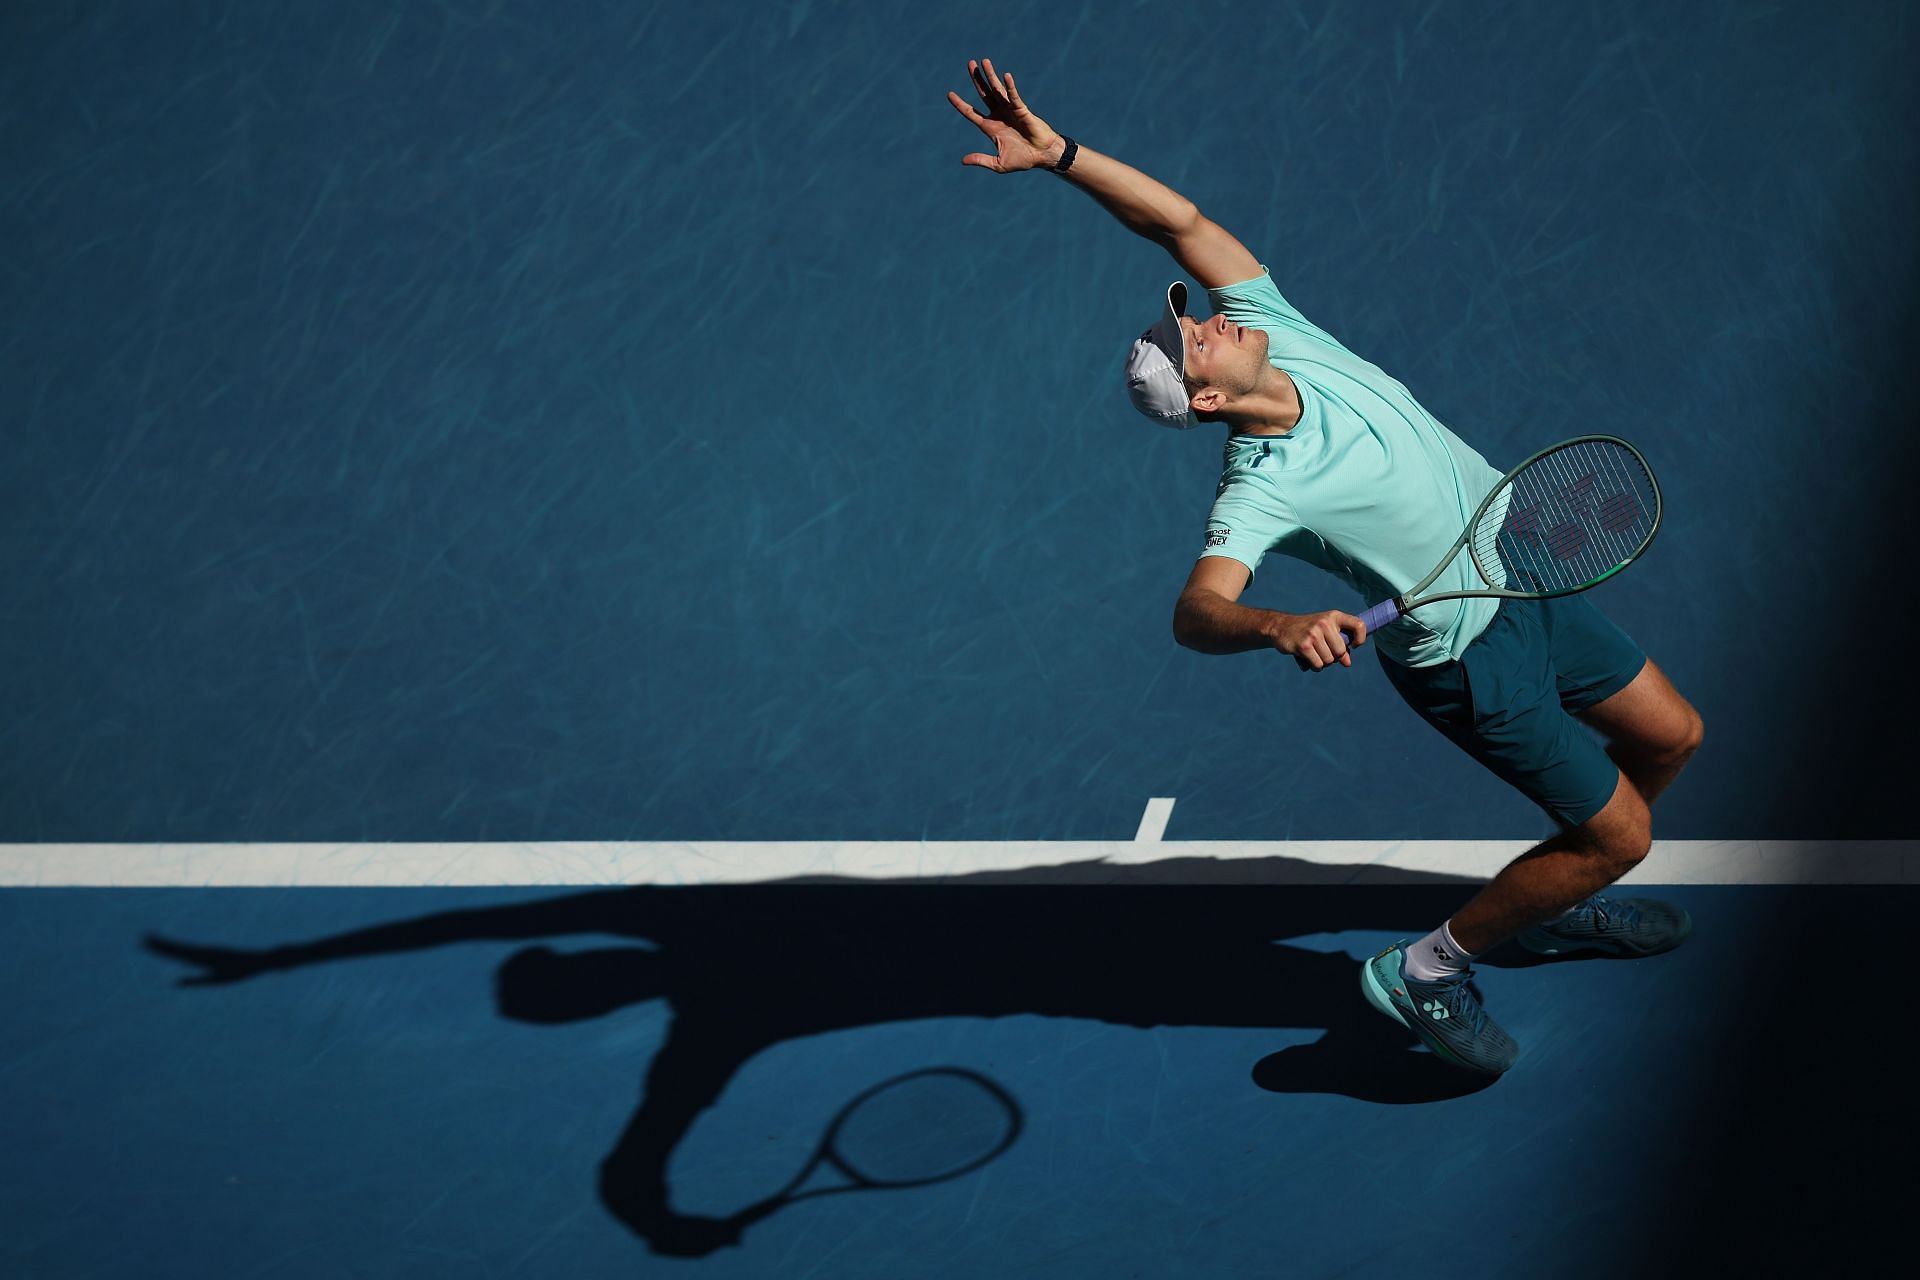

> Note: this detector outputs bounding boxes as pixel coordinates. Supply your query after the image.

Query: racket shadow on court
[146,864,1489,1257]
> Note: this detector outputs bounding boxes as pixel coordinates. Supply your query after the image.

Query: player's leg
[1502,596,1697,956]
[1541,593,1705,807]
[1366,598,1678,1073]
[1572,657,1705,806]
[1358,765,1657,1076]
[1445,768,1648,954]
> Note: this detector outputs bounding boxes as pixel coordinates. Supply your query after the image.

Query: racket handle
[1359,598,1402,635]
[1292,598,1402,672]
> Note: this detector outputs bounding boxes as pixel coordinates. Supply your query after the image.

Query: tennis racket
[727,1066,1023,1234]
[1301,434,1662,669]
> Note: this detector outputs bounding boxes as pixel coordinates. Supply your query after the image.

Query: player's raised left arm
[948,57,1262,289]
[1152,212,1261,291]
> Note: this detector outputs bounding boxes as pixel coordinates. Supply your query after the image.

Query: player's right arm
[947,58,1261,289]
[1173,556,1367,670]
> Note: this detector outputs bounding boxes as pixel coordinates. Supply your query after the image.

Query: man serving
[949,58,1705,1075]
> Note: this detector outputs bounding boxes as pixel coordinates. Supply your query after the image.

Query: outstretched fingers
[947,89,989,130]
[972,58,1007,106]
[945,102,1000,169]
[951,58,1049,173]
[951,63,1007,171]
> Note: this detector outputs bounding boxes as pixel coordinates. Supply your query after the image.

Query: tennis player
[950,59,1704,1075]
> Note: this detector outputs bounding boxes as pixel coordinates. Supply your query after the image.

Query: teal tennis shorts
[1379,594,1647,828]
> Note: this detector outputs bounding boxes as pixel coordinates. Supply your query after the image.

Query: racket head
[819,1066,1023,1190]
[1469,435,1662,597]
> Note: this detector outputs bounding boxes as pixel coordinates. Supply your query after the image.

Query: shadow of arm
[146,887,670,984]
[598,1018,761,1256]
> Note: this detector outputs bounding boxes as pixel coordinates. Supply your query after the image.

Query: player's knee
[1653,706,1705,767]
[1573,777,1652,874]
[1602,824,1652,877]
[1679,709,1705,759]
[1616,822,1653,873]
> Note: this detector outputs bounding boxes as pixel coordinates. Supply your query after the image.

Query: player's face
[1180,313,1266,405]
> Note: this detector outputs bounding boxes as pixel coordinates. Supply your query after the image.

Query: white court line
[0,841,1914,887]
[1134,798,1176,843]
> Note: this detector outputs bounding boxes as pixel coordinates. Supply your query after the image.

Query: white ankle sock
[1402,920,1475,982]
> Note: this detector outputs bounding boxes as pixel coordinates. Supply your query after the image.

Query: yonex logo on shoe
[1421,1000,1449,1021]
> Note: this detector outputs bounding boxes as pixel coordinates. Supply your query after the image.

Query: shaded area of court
[2,882,1901,1276]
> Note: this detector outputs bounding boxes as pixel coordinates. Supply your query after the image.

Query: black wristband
[1050,135,1078,173]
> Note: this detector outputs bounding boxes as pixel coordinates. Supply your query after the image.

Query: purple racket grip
[1293,599,1401,671]
[1359,599,1401,635]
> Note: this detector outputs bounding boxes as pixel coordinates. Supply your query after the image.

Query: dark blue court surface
[2,884,1905,1276]
[3,0,1915,1275]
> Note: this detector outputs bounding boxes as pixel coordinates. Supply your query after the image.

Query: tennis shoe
[1515,894,1692,958]
[1360,942,1518,1076]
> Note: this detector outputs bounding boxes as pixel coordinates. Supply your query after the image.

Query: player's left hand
[947,57,1063,173]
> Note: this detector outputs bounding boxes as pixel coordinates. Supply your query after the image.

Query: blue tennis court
[4,2,1914,1275]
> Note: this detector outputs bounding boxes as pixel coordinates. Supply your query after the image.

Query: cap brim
[1150,281,1190,382]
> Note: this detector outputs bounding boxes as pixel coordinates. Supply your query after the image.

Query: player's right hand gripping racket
[1310,434,1662,668]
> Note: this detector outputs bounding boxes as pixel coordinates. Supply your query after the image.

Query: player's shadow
[1475,942,1610,969]
[146,857,1491,1257]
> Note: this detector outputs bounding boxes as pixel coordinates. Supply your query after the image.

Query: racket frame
[1386,433,1663,616]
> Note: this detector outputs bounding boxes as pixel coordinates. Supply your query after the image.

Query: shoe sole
[1359,951,1411,1028]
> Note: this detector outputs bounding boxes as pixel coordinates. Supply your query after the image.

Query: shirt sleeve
[1205,265,1356,364]
[1199,473,1302,583]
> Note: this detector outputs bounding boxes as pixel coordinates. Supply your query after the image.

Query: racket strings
[1471,440,1658,593]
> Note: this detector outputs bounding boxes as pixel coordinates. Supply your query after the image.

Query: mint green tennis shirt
[1199,266,1503,669]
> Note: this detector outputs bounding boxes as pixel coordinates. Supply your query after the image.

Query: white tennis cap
[1124,280,1198,429]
